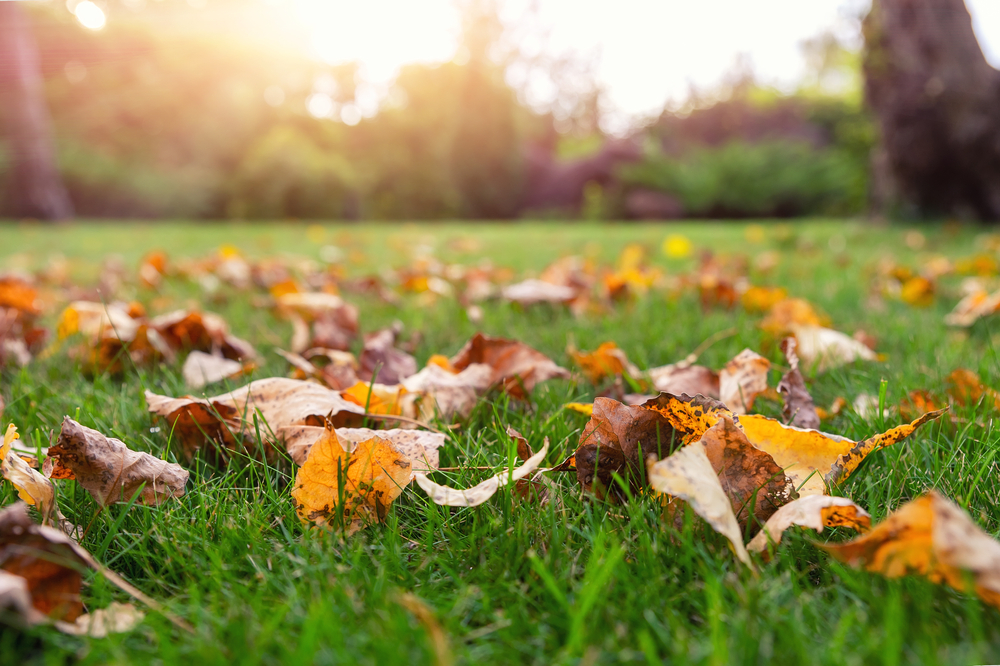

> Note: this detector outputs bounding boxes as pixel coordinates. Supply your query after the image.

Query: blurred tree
[864,0,1000,220]
[0,1,73,220]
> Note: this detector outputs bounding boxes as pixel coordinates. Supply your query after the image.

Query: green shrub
[620,140,866,218]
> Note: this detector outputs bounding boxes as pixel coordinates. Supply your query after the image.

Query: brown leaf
[647,363,719,398]
[719,349,771,414]
[50,418,188,507]
[359,324,418,385]
[777,337,820,429]
[822,491,1000,609]
[506,426,534,462]
[276,292,359,352]
[149,309,256,360]
[400,363,493,421]
[0,503,85,621]
[647,442,753,568]
[450,333,569,399]
[145,377,366,460]
[699,415,797,530]
[747,495,871,557]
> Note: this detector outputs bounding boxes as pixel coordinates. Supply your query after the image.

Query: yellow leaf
[569,341,640,384]
[563,402,594,416]
[822,491,1000,610]
[291,426,413,535]
[1,424,57,525]
[747,495,871,557]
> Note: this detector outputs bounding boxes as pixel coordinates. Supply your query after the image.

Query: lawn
[2,218,999,665]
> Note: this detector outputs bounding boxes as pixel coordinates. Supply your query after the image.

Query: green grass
[2,219,1000,665]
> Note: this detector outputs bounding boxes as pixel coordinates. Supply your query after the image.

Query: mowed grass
[2,219,1000,665]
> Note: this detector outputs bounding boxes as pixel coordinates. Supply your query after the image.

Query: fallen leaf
[747,495,871,556]
[0,503,85,621]
[182,351,248,389]
[413,438,549,507]
[278,348,360,391]
[569,341,641,384]
[450,334,569,399]
[291,425,413,534]
[777,337,820,429]
[791,324,878,373]
[718,349,771,414]
[341,381,409,416]
[54,601,144,637]
[1,423,57,525]
[647,363,719,398]
[648,441,753,567]
[276,292,359,352]
[699,415,796,530]
[149,309,256,361]
[281,425,444,469]
[145,378,366,459]
[0,569,45,625]
[501,279,577,306]
[822,491,1000,610]
[759,298,827,338]
[49,418,188,507]
[944,286,1000,327]
[739,408,946,496]
[359,324,418,385]
[400,363,493,421]
[946,368,1000,410]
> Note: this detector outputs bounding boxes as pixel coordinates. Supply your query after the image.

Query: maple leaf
[291,425,414,535]
[49,418,188,507]
[747,495,871,558]
[822,491,1000,610]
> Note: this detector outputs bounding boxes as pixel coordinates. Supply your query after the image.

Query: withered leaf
[145,377,366,459]
[648,363,719,398]
[699,415,797,531]
[739,408,947,496]
[1,424,57,525]
[0,503,86,621]
[50,418,189,507]
[791,324,878,373]
[719,348,771,414]
[777,337,820,430]
[182,351,248,390]
[291,426,413,535]
[822,491,1000,610]
[400,363,493,421]
[569,341,641,384]
[413,438,549,507]
[501,279,577,306]
[648,442,753,567]
[747,495,871,557]
[54,602,144,637]
[358,324,418,385]
[450,333,569,399]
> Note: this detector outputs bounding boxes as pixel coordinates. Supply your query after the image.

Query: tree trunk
[863,0,1000,220]
[0,2,74,221]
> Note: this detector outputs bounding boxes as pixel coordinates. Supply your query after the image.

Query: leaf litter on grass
[3,227,1000,659]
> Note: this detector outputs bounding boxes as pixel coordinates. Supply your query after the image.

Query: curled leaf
[281,425,444,470]
[450,333,569,399]
[719,348,771,414]
[50,418,189,507]
[822,491,1000,609]
[413,439,549,507]
[747,495,871,556]
[1,423,57,525]
[777,337,820,429]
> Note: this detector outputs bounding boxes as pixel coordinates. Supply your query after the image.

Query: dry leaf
[501,279,577,305]
[149,309,256,361]
[739,409,946,496]
[747,495,871,556]
[359,324,418,385]
[777,337,820,429]
[278,348,359,390]
[291,425,413,534]
[759,298,827,338]
[182,351,248,389]
[0,569,45,625]
[822,491,1000,609]
[791,324,878,373]
[276,292,358,352]
[0,503,86,621]
[450,334,569,399]
[648,363,719,398]
[400,363,493,421]
[569,342,641,384]
[699,415,796,530]
[944,286,1000,327]
[1,423,57,525]
[146,377,366,459]
[648,442,753,567]
[718,349,771,414]
[413,439,549,507]
[50,418,189,507]
[281,425,444,470]
[54,601,144,637]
